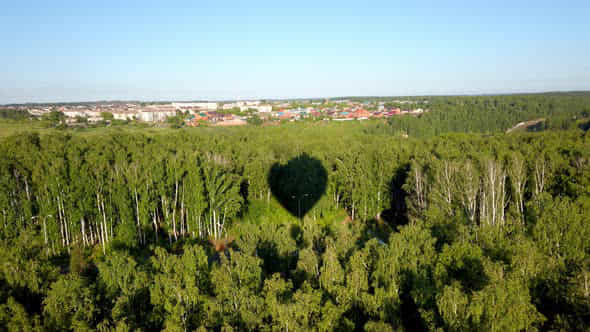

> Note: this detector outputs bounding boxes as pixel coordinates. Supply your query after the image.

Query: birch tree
[480,158,507,227]
[508,153,527,225]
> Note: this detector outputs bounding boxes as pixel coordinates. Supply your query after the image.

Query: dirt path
[506,118,545,133]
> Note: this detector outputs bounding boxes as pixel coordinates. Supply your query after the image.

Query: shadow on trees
[526,121,546,132]
[399,270,429,332]
[450,257,488,292]
[257,239,298,278]
[238,179,250,217]
[400,292,428,332]
[379,163,410,232]
[578,119,590,131]
[268,153,328,219]
[532,276,590,330]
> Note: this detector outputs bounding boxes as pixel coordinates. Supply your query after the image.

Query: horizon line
[2,89,589,106]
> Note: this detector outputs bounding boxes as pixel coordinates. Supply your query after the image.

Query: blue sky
[1,0,589,103]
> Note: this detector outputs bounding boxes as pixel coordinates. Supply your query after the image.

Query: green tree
[150,245,209,331]
[43,275,97,330]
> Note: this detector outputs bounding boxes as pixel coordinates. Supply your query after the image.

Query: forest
[0,94,589,331]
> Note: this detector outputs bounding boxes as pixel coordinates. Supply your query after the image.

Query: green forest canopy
[0,93,589,331]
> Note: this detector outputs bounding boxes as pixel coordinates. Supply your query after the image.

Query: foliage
[0,109,30,120]
[0,94,589,330]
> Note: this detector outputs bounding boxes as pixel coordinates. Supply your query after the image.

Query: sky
[1,0,589,103]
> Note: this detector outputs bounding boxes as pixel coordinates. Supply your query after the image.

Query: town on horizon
[3,90,588,127]
[3,97,431,127]
[3,89,588,107]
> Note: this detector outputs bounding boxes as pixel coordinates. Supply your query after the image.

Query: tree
[44,111,65,126]
[209,250,264,329]
[166,115,184,128]
[43,275,97,330]
[150,245,209,331]
[74,115,88,124]
[479,158,507,227]
[0,297,42,332]
[101,112,114,122]
[97,252,150,329]
[0,96,588,330]
[200,156,243,240]
[246,115,263,126]
[508,153,527,225]
[469,278,544,331]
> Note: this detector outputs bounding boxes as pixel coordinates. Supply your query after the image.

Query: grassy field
[0,120,189,138]
[0,119,53,137]
[238,198,350,227]
[0,118,390,139]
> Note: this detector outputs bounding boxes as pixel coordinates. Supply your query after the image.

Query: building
[349,109,372,119]
[112,111,137,120]
[138,105,177,122]
[222,103,237,110]
[236,101,260,107]
[215,118,248,126]
[205,111,225,122]
[172,102,218,111]
[28,109,46,116]
[255,104,272,113]
[62,109,87,118]
[222,102,271,113]
[185,113,210,126]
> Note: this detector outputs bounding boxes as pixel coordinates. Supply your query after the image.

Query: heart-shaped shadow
[268,153,328,219]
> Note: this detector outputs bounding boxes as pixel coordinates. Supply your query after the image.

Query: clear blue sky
[1,0,589,103]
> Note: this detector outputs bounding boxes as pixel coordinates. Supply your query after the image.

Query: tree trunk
[153,211,158,242]
[81,217,87,247]
[172,180,178,240]
[134,188,142,245]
